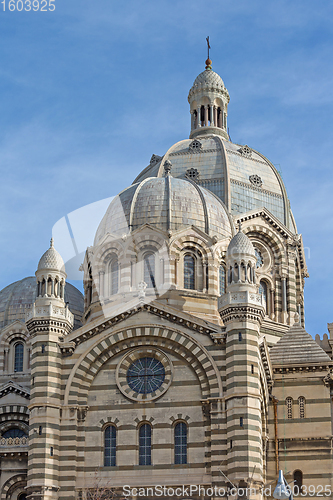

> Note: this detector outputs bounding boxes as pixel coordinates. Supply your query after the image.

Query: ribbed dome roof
[0,277,84,330]
[133,135,294,233]
[227,229,255,258]
[188,69,227,99]
[95,175,234,244]
[38,238,65,272]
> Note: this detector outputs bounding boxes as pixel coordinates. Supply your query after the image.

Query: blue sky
[0,0,332,338]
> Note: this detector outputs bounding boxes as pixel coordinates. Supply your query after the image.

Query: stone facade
[0,62,332,500]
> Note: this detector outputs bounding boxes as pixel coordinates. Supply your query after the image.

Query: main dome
[94,175,234,244]
[133,136,296,233]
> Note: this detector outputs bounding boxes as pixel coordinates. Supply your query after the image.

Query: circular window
[116,348,173,401]
[127,357,165,394]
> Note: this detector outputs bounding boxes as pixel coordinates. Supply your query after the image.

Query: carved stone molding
[220,305,265,325]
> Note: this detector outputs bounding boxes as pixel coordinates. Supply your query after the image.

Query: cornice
[273,365,332,374]
[220,305,265,325]
[60,302,220,353]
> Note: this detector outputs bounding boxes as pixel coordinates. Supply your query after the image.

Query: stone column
[270,288,275,320]
[99,271,105,300]
[4,348,9,372]
[281,277,287,323]
[204,106,209,127]
[197,107,201,127]
[51,279,55,297]
[214,106,218,127]
[210,105,214,126]
[191,111,194,131]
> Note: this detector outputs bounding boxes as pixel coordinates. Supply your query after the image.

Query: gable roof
[269,322,332,367]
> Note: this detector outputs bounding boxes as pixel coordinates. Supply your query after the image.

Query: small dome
[227,229,255,258]
[95,175,234,244]
[0,277,84,330]
[190,69,225,91]
[37,238,65,272]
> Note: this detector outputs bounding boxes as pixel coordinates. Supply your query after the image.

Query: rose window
[249,174,263,187]
[116,348,173,401]
[189,139,202,152]
[127,357,165,394]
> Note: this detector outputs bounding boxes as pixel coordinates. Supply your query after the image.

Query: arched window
[109,259,119,295]
[174,422,187,464]
[259,280,267,311]
[286,397,293,419]
[14,343,24,372]
[18,494,27,500]
[139,424,151,465]
[240,263,246,282]
[2,428,27,438]
[144,253,155,289]
[104,425,116,467]
[219,265,226,295]
[184,255,195,290]
[298,397,305,418]
[293,470,303,489]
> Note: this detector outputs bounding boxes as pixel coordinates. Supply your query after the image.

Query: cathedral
[0,55,332,500]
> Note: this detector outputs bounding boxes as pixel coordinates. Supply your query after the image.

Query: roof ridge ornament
[50,237,54,248]
[164,159,172,176]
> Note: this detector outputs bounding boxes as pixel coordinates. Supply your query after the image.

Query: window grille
[174,422,187,464]
[286,397,293,419]
[144,254,155,289]
[110,259,119,295]
[184,255,195,290]
[298,397,305,418]
[14,343,24,372]
[139,424,151,465]
[104,425,116,467]
[219,265,226,295]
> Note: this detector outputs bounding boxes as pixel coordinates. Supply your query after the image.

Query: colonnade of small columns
[36,277,65,299]
[228,261,256,285]
[191,104,226,130]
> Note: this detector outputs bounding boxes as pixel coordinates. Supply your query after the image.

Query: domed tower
[26,239,74,500]
[188,58,230,140]
[220,226,265,494]
[34,238,67,307]
[226,223,257,294]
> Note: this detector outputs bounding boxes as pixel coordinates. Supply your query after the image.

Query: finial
[164,159,172,176]
[205,36,212,69]
[294,312,300,324]
[50,237,54,248]
[238,220,242,232]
